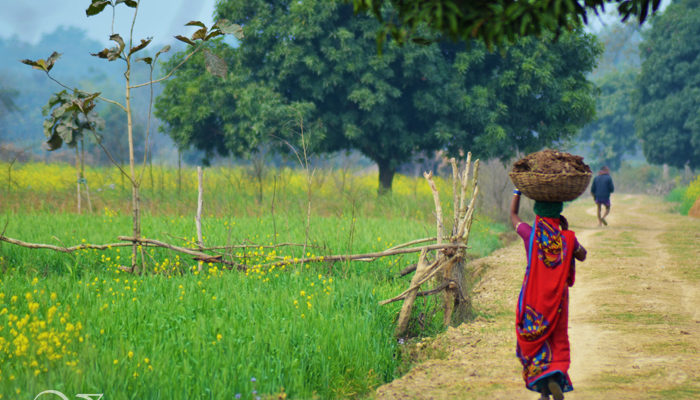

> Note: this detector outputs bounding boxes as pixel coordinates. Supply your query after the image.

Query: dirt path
[373,195,700,400]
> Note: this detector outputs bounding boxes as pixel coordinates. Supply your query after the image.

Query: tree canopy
[156,0,600,192]
[348,0,662,48]
[441,30,600,161]
[633,0,700,169]
[154,41,313,165]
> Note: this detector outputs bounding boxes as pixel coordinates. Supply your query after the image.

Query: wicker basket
[509,171,592,202]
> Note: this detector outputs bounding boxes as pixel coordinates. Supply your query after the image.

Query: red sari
[516,216,577,393]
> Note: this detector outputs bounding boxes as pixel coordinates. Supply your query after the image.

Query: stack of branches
[380,154,480,337]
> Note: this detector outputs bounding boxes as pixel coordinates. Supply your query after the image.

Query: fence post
[196,166,204,272]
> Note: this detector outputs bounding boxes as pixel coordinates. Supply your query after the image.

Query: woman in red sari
[510,190,587,400]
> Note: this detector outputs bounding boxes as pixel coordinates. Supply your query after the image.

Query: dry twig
[0,236,139,252]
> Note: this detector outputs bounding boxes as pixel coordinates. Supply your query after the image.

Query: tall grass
[665,175,700,215]
[0,162,507,399]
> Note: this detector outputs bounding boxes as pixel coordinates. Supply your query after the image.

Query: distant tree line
[580,0,700,171]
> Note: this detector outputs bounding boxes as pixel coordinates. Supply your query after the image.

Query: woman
[510,189,587,400]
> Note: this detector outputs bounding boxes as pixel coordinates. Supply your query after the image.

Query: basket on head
[509,150,592,202]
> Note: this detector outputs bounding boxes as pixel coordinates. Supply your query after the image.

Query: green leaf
[191,28,208,41]
[91,34,126,61]
[45,51,62,71]
[68,91,101,115]
[20,59,46,71]
[45,90,68,111]
[185,20,207,28]
[205,30,224,41]
[86,0,111,17]
[45,133,63,151]
[214,19,244,39]
[152,44,171,63]
[56,124,74,145]
[64,102,82,114]
[115,0,138,7]
[203,49,227,78]
[91,48,111,59]
[174,35,196,46]
[42,119,53,133]
[411,37,433,46]
[91,47,121,61]
[129,37,153,56]
[71,99,86,114]
[86,91,100,101]
[110,34,125,53]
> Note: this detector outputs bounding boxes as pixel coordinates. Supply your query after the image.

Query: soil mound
[512,149,591,175]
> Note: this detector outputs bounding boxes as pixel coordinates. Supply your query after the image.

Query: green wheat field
[0,161,507,399]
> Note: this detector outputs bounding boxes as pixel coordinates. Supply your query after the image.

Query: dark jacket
[591,173,614,201]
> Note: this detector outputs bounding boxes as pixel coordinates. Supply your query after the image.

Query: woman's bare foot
[547,378,564,400]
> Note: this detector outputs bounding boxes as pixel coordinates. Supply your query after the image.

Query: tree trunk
[196,166,204,248]
[80,139,92,213]
[75,146,81,214]
[377,160,395,195]
[196,166,204,272]
[444,256,472,326]
[125,66,141,272]
[177,148,182,196]
[253,152,264,205]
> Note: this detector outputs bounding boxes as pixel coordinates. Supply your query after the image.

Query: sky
[0,0,220,45]
[585,0,670,32]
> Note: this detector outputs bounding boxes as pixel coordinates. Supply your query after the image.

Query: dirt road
[374,195,700,400]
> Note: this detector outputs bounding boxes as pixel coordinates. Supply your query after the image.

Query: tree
[633,0,700,169]
[155,41,309,165]
[187,0,599,192]
[41,89,103,151]
[41,89,105,213]
[580,68,638,170]
[348,0,663,48]
[442,29,601,161]
[162,1,458,192]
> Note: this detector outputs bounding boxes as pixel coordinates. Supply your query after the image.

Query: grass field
[0,161,507,399]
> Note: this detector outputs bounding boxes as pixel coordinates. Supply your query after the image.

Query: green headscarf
[533,201,563,218]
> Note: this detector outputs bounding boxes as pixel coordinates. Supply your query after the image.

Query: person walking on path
[591,166,614,227]
[510,190,587,400]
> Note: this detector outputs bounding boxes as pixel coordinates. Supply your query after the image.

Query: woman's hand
[574,244,587,261]
[510,190,523,230]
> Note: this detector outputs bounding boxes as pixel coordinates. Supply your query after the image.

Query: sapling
[21,0,243,272]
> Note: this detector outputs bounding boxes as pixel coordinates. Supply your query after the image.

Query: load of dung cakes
[509,149,592,202]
